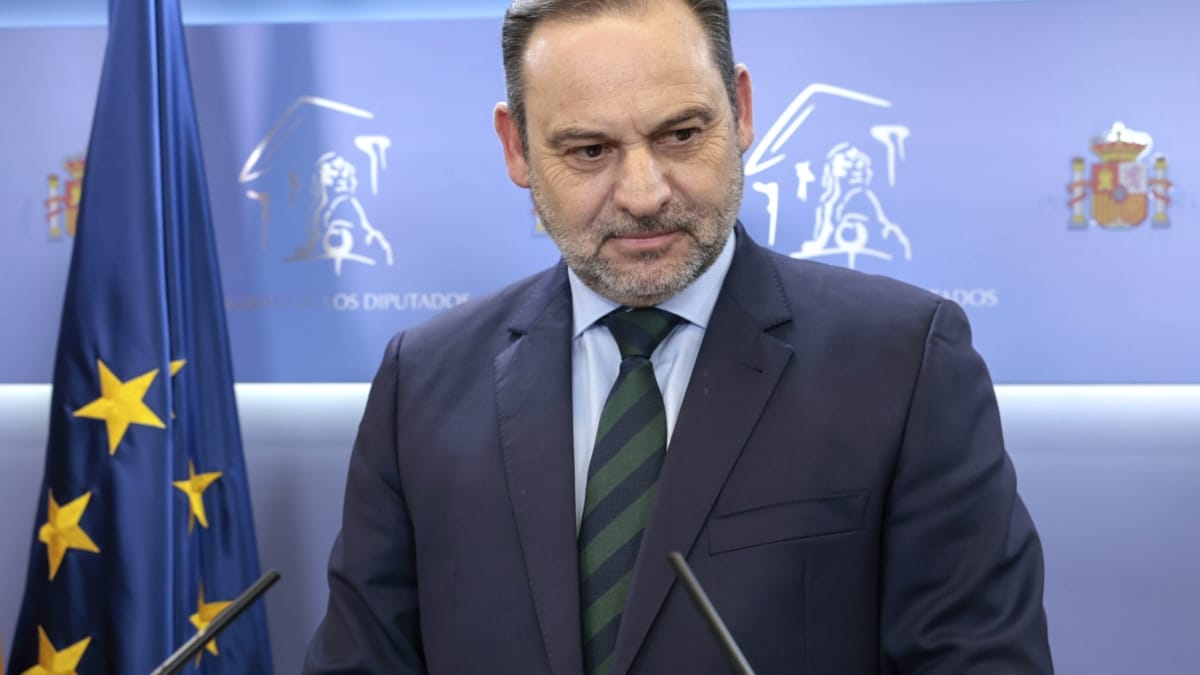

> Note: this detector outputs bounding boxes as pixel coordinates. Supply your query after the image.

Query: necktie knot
[602,308,681,360]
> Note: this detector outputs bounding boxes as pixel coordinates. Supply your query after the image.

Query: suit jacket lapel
[494,263,585,675]
[610,228,794,675]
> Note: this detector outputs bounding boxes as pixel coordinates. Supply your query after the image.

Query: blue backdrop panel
[2,0,1197,383]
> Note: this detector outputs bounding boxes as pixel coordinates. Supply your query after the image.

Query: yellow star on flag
[37,491,100,581]
[189,583,233,666]
[21,625,91,675]
[172,461,222,533]
[73,360,165,455]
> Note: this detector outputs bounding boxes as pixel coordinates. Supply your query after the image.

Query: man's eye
[572,144,606,159]
[669,128,697,143]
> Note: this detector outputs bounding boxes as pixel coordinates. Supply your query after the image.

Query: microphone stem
[668,552,756,675]
[149,569,281,675]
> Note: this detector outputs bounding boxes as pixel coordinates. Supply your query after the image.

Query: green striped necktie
[579,307,681,675]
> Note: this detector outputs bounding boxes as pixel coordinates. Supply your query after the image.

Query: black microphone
[149,569,281,675]
[668,552,756,675]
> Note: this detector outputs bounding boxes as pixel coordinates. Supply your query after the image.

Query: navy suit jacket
[304,227,1052,674]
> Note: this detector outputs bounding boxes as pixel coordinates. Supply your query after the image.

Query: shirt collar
[568,228,736,338]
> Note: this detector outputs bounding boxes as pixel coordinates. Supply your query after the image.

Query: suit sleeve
[879,300,1053,674]
[303,333,427,674]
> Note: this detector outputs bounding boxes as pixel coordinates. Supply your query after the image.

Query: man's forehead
[514,0,731,142]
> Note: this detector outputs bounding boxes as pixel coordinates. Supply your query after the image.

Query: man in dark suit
[303,0,1053,673]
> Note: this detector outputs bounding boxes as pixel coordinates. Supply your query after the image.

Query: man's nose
[613,147,670,218]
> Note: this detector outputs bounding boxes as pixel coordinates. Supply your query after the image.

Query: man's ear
[733,64,754,153]
[494,102,531,188]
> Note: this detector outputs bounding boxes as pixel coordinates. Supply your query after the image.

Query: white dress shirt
[568,230,736,527]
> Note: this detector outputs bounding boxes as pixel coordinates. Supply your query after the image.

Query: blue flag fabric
[6,0,275,673]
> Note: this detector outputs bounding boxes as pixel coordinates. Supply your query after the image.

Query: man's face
[496,0,754,307]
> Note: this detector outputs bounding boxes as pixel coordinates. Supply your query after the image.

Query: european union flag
[7,0,274,672]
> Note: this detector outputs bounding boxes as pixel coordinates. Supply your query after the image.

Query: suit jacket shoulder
[384,261,570,387]
[763,244,947,341]
[728,234,957,392]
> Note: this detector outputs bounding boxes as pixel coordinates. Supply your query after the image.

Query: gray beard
[532,165,743,306]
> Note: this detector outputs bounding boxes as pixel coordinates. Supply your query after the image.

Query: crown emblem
[1067,122,1171,230]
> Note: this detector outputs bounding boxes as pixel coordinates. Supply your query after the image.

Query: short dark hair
[501,0,737,149]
